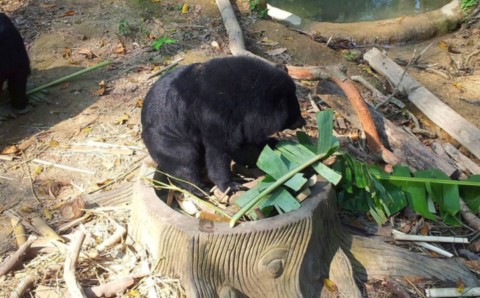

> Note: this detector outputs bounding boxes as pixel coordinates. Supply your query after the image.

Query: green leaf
[296,131,316,152]
[231,111,338,227]
[353,160,369,189]
[405,185,434,220]
[235,186,262,207]
[368,198,387,224]
[442,214,462,227]
[461,175,480,212]
[370,175,405,216]
[284,173,308,192]
[311,161,342,185]
[260,188,300,214]
[275,142,341,185]
[151,36,176,51]
[257,146,289,178]
[337,188,370,212]
[415,170,460,216]
[387,167,436,220]
[256,146,307,191]
[316,110,334,154]
[276,141,315,165]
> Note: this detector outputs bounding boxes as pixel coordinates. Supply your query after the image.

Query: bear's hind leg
[8,71,29,110]
[150,139,209,197]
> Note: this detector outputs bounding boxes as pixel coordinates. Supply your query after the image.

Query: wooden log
[347,234,479,286]
[364,47,480,160]
[216,0,269,63]
[443,143,480,175]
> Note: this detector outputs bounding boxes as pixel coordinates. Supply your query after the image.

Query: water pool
[267,0,452,23]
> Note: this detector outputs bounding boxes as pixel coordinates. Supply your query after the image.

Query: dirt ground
[1,0,480,296]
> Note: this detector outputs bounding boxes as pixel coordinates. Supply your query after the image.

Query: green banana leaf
[231,110,340,227]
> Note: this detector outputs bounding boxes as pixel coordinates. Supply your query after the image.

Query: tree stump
[129,161,361,297]
[129,160,479,297]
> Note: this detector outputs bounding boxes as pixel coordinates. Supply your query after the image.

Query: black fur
[141,56,305,195]
[0,13,30,109]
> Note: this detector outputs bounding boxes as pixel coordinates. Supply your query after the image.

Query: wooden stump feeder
[129,160,479,297]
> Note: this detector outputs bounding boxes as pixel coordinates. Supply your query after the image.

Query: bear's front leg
[204,145,242,194]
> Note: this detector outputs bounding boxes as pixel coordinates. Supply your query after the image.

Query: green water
[268,0,452,23]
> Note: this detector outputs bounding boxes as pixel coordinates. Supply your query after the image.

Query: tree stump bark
[129,160,479,297]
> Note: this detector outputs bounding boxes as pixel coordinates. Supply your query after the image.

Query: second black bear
[141,56,305,196]
[0,13,30,110]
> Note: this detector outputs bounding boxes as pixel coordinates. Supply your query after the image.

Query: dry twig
[0,235,37,276]
[376,49,417,109]
[9,275,36,298]
[147,57,184,80]
[31,158,95,175]
[392,230,468,243]
[350,75,405,108]
[96,222,127,253]
[84,274,148,298]
[414,242,453,258]
[64,230,87,298]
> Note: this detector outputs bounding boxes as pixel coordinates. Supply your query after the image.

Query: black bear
[141,56,305,196]
[0,13,30,110]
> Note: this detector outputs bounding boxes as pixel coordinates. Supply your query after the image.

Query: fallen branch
[405,110,436,138]
[58,214,91,233]
[414,242,453,258]
[426,287,480,297]
[84,274,149,298]
[147,57,184,80]
[69,146,135,155]
[0,235,37,276]
[31,159,95,175]
[27,233,89,258]
[0,155,16,161]
[288,65,400,164]
[330,75,400,165]
[9,275,36,298]
[459,248,480,261]
[27,61,112,96]
[285,65,331,80]
[350,75,405,108]
[392,230,468,244]
[0,174,14,181]
[64,230,87,298]
[216,0,270,63]
[95,223,127,253]
[376,49,417,109]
